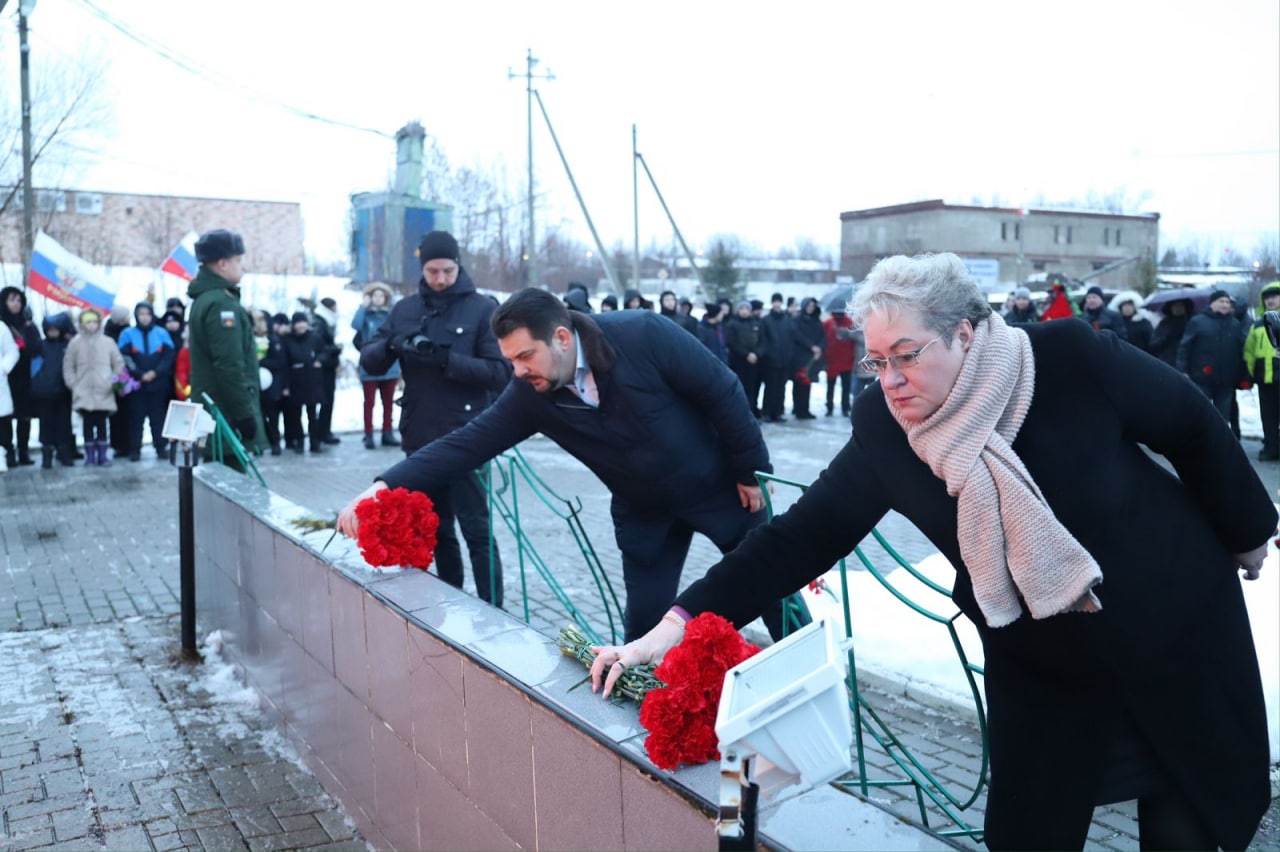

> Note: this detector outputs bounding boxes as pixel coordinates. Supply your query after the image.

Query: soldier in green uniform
[186,229,265,467]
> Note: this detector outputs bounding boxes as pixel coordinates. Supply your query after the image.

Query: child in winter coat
[63,309,125,466]
[31,314,76,467]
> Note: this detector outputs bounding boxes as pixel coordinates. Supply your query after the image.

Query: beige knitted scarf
[890,315,1103,628]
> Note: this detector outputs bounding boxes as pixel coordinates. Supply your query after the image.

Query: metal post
[19,3,36,287]
[632,125,641,294]
[532,91,621,296]
[175,442,199,658]
[508,49,553,287]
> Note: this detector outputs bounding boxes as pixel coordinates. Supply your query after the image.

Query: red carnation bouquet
[354,487,440,569]
[638,613,760,770]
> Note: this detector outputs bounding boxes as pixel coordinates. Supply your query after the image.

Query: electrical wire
[68,0,393,139]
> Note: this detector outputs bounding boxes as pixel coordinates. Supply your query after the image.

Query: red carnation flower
[639,613,759,770]
[354,487,440,569]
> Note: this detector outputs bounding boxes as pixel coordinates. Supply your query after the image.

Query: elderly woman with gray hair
[591,252,1277,849]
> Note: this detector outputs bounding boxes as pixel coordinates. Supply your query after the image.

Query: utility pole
[507,49,553,286]
[632,125,640,293]
[19,0,37,289]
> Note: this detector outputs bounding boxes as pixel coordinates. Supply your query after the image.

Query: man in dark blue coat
[1176,289,1246,424]
[339,287,808,641]
[357,231,511,606]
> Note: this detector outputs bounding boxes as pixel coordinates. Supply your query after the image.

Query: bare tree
[0,44,111,225]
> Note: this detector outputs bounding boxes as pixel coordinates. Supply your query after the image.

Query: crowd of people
[998,281,1280,460]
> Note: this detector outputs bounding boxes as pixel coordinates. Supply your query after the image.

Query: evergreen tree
[703,240,744,304]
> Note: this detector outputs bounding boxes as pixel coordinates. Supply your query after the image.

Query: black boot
[17,447,35,466]
[381,430,400,447]
[363,432,376,450]
[58,444,75,467]
[41,446,54,469]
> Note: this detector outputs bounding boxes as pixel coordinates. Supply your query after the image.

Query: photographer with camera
[358,231,512,605]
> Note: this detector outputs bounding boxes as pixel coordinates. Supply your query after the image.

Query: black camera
[405,333,434,353]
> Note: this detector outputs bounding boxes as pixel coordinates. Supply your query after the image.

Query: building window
[1033,260,1047,271]
[1014,223,1021,240]
[1054,225,1062,244]
[1066,226,1073,245]
[1001,222,1008,241]
[1115,229,1122,246]
[1102,227,1110,246]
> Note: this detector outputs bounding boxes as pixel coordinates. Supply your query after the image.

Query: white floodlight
[716,617,853,799]
[161,400,216,444]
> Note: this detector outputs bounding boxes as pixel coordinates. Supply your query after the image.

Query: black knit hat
[291,311,310,325]
[1085,285,1104,299]
[194,229,245,264]
[1209,289,1231,304]
[271,313,290,326]
[417,230,460,264]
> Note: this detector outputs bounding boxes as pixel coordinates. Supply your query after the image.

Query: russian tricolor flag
[160,231,199,281]
[28,230,122,312]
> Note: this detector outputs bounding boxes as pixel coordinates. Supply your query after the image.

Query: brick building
[840,199,1160,291]
[0,187,305,274]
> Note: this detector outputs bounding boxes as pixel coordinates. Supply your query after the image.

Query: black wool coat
[280,331,323,406]
[676,318,1276,849]
[359,270,510,453]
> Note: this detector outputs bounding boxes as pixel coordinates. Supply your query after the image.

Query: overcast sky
[5,0,1278,265]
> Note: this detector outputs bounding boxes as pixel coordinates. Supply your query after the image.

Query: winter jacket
[1243,282,1279,385]
[280,330,324,406]
[675,318,1276,849]
[1148,305,1192,366]
[1080,305,1128,341]
[186,268,263,426]
[659,303,699,336]
[1176,308,1246,388]
[311,306,343,371]
[1,286,40,419]
[379,309,770,515]
[758,308,789,366]
[351,303,401,382]
[788,300,826,373]
[1108,290,1154,353]
[724,314,762,370]
[259,332,290,403]
[64,319,124,414]
[358,268,510,453]
[0,323,17,417]
[30,333,70,400]
[1003,305,1040,324]
[823,315,856,374]
[696,317,728,364]
[118,305,176,395]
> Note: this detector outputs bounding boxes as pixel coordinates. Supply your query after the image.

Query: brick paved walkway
[2,414,1276,850]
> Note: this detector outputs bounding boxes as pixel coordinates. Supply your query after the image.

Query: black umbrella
[819,285,854,313]
[1143,286,1215,314]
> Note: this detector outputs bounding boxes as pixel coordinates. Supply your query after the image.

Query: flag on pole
[28,230,122,312]
[160,231,199,281]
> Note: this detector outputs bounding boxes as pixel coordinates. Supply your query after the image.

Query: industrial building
[839,199,1160,291]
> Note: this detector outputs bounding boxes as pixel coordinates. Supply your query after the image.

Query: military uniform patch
[220,310,236,328]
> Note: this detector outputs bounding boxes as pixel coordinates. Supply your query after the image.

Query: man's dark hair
[492,288,571,343]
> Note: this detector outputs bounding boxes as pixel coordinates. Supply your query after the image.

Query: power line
[68,0,393,139]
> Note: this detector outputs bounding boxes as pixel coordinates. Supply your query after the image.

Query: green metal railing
[757,472,989,842]
[200,393,266,486]
[483,447,625,645]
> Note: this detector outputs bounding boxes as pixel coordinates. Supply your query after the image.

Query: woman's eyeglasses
[857,335,944,374]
